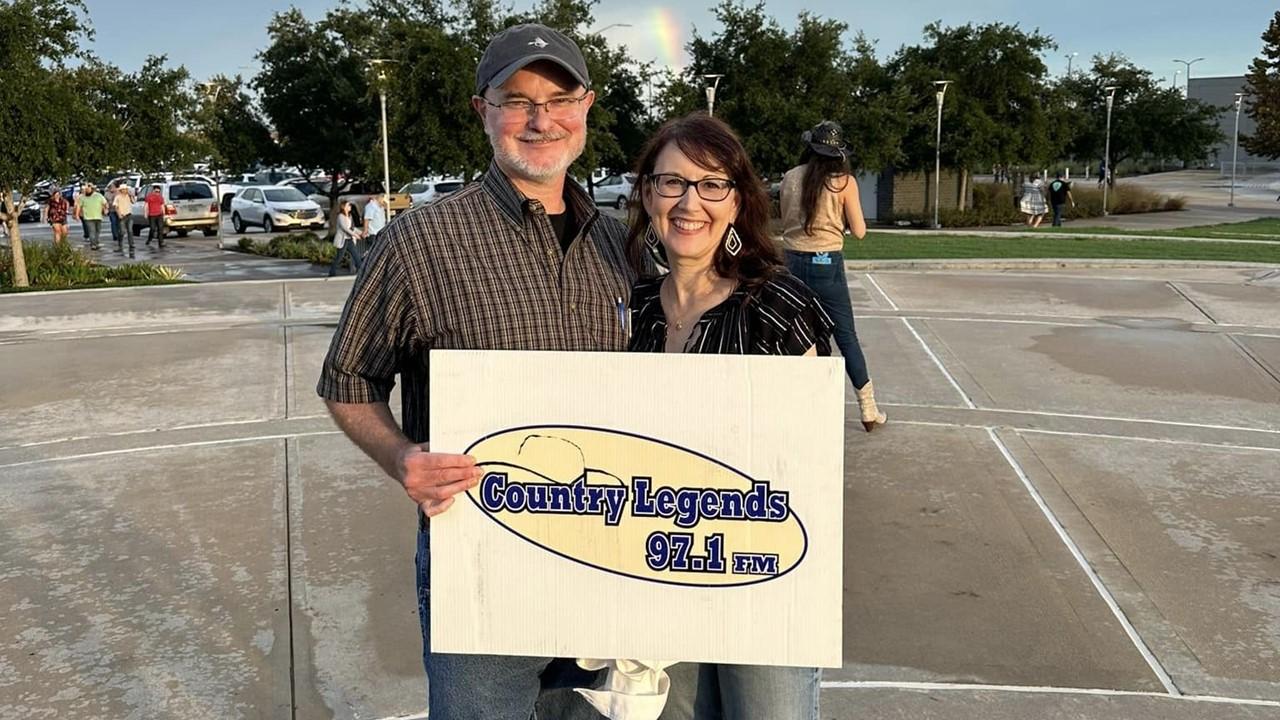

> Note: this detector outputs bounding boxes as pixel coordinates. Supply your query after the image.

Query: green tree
[678,2,866,176]
[254,7,379,231]
[90,55,205,173]
[194,75,278,174]
[1243,10,1280,159]
[891,21,1057,200]
[0,0,115,287]
[1060,55,1222,171]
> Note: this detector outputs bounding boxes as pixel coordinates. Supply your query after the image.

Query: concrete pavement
[2,264,1279,719]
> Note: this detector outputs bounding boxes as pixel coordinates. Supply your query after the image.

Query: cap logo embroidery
[529,37,549,48]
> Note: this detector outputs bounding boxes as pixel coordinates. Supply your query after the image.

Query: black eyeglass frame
[646,173,737,202]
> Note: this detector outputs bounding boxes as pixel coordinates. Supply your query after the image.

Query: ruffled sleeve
[750,272,834,357]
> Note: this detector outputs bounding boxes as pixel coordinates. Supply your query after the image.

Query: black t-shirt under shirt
[548,203,576,254]
[1048,179,1071,206]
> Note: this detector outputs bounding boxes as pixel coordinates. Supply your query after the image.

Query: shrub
[883,182,1187,228]
[0,242,186,291]
[229,231,335,265]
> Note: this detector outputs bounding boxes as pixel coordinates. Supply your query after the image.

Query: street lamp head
[590,23,632,34]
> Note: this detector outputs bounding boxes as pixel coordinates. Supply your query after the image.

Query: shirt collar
[481,160,601,238]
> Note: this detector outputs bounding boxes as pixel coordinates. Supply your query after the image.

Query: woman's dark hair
[798,147,851,236]
[625,113,780,284]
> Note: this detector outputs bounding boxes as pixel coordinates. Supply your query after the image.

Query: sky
[80,0,1275,91]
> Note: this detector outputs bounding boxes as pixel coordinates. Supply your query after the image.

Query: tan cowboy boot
[856,380,887,432]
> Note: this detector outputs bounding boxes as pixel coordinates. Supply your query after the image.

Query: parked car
[592,173,636,209]
[8,192,42,223]
[400,177,465,207]
[129,181,219,238]
[229,186,325,233]
[301,179,412,217]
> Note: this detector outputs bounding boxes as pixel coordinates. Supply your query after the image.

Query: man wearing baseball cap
[318,23,639,720]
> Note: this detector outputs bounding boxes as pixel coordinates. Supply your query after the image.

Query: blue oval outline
[463,424,810,589]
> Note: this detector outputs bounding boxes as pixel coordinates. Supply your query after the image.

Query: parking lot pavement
[1,263,1278,719]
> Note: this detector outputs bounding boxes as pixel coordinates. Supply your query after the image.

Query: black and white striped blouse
[627,271,834,356]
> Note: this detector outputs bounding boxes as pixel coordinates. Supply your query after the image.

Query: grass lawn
[846,231,1280,263]
[1035,217,1280,241]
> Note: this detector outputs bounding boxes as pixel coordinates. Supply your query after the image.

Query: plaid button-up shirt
[316,161,637,443]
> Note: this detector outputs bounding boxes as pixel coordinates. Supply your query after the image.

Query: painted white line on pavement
[898,319,977,409]
[842,415,1280,454]
[818,681,1280,708]
[875,401,1280,436]
[0,430,341,469]
[862,273,899,311]
[371,712,428,720]
[985,428,1181,696]
[0,414,330,452]
[1011,426,1280,454]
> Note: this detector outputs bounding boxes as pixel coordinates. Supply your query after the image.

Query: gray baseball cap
[475,23,591,96]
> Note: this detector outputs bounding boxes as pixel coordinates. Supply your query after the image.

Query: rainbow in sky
[651,7,685,69]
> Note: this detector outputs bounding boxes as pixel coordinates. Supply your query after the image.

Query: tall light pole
[197,81,224,246]
[1230,92,1244,207]
[933,80,952,229]
[1065,52,1078,75]
[1173,57,1204,97]
[703,74,724,116]
[369,59,394,213]
[1102,86,1118,216]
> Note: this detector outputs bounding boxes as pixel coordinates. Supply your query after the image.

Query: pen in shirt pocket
[615,296,631,342]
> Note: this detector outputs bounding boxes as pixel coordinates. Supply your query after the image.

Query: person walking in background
[144,184,166,248]
[72,184,90,242]
[76,183,107,250]
[1019,174,1047,228]
[113,183,135,252]
[779,120,887,431]
[46,184,70,244]
[362,194,387,247]
[327,200,364,276]
[1097,161,1107,188]
[106,182,122,246]
[1047,172,1075,227]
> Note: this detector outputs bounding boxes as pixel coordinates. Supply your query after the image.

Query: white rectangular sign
[428,349,844,667]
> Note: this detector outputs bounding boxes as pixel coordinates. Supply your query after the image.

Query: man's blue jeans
[415,528,603,720]
[1051,203,1065,227]
[785,250,871,390]
[660,662,819,719]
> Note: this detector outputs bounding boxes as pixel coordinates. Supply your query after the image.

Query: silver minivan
[130,181,220,238]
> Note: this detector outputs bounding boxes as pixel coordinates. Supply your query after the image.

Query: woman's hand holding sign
[398,445,483,518]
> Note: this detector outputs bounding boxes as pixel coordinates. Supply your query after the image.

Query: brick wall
[877,167,972,219]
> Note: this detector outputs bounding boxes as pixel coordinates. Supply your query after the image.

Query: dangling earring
[724,225,742,257]
[645,224,660,251]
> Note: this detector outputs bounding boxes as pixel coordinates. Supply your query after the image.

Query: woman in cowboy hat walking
[778,121,886,431]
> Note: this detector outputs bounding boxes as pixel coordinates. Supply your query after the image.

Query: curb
[843,259,1280,271]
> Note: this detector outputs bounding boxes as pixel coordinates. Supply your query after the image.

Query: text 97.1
[645,532,726,574]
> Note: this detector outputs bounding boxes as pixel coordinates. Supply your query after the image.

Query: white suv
[230,186,325,233]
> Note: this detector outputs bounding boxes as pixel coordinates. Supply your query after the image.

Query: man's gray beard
[488,127,586,183]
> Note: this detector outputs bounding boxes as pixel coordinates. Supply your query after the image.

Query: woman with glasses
[779,121,887,431]
[624,112,830,719]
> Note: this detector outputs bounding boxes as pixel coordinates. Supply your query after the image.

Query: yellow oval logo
[465,425,808,587]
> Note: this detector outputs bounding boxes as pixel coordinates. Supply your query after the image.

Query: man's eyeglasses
[647,173,736,202]
[482,92,590,122]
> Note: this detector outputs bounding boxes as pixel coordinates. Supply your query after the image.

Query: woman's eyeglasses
[647,174,736,202]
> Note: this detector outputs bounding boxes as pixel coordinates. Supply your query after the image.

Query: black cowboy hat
[802,120,848,158]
